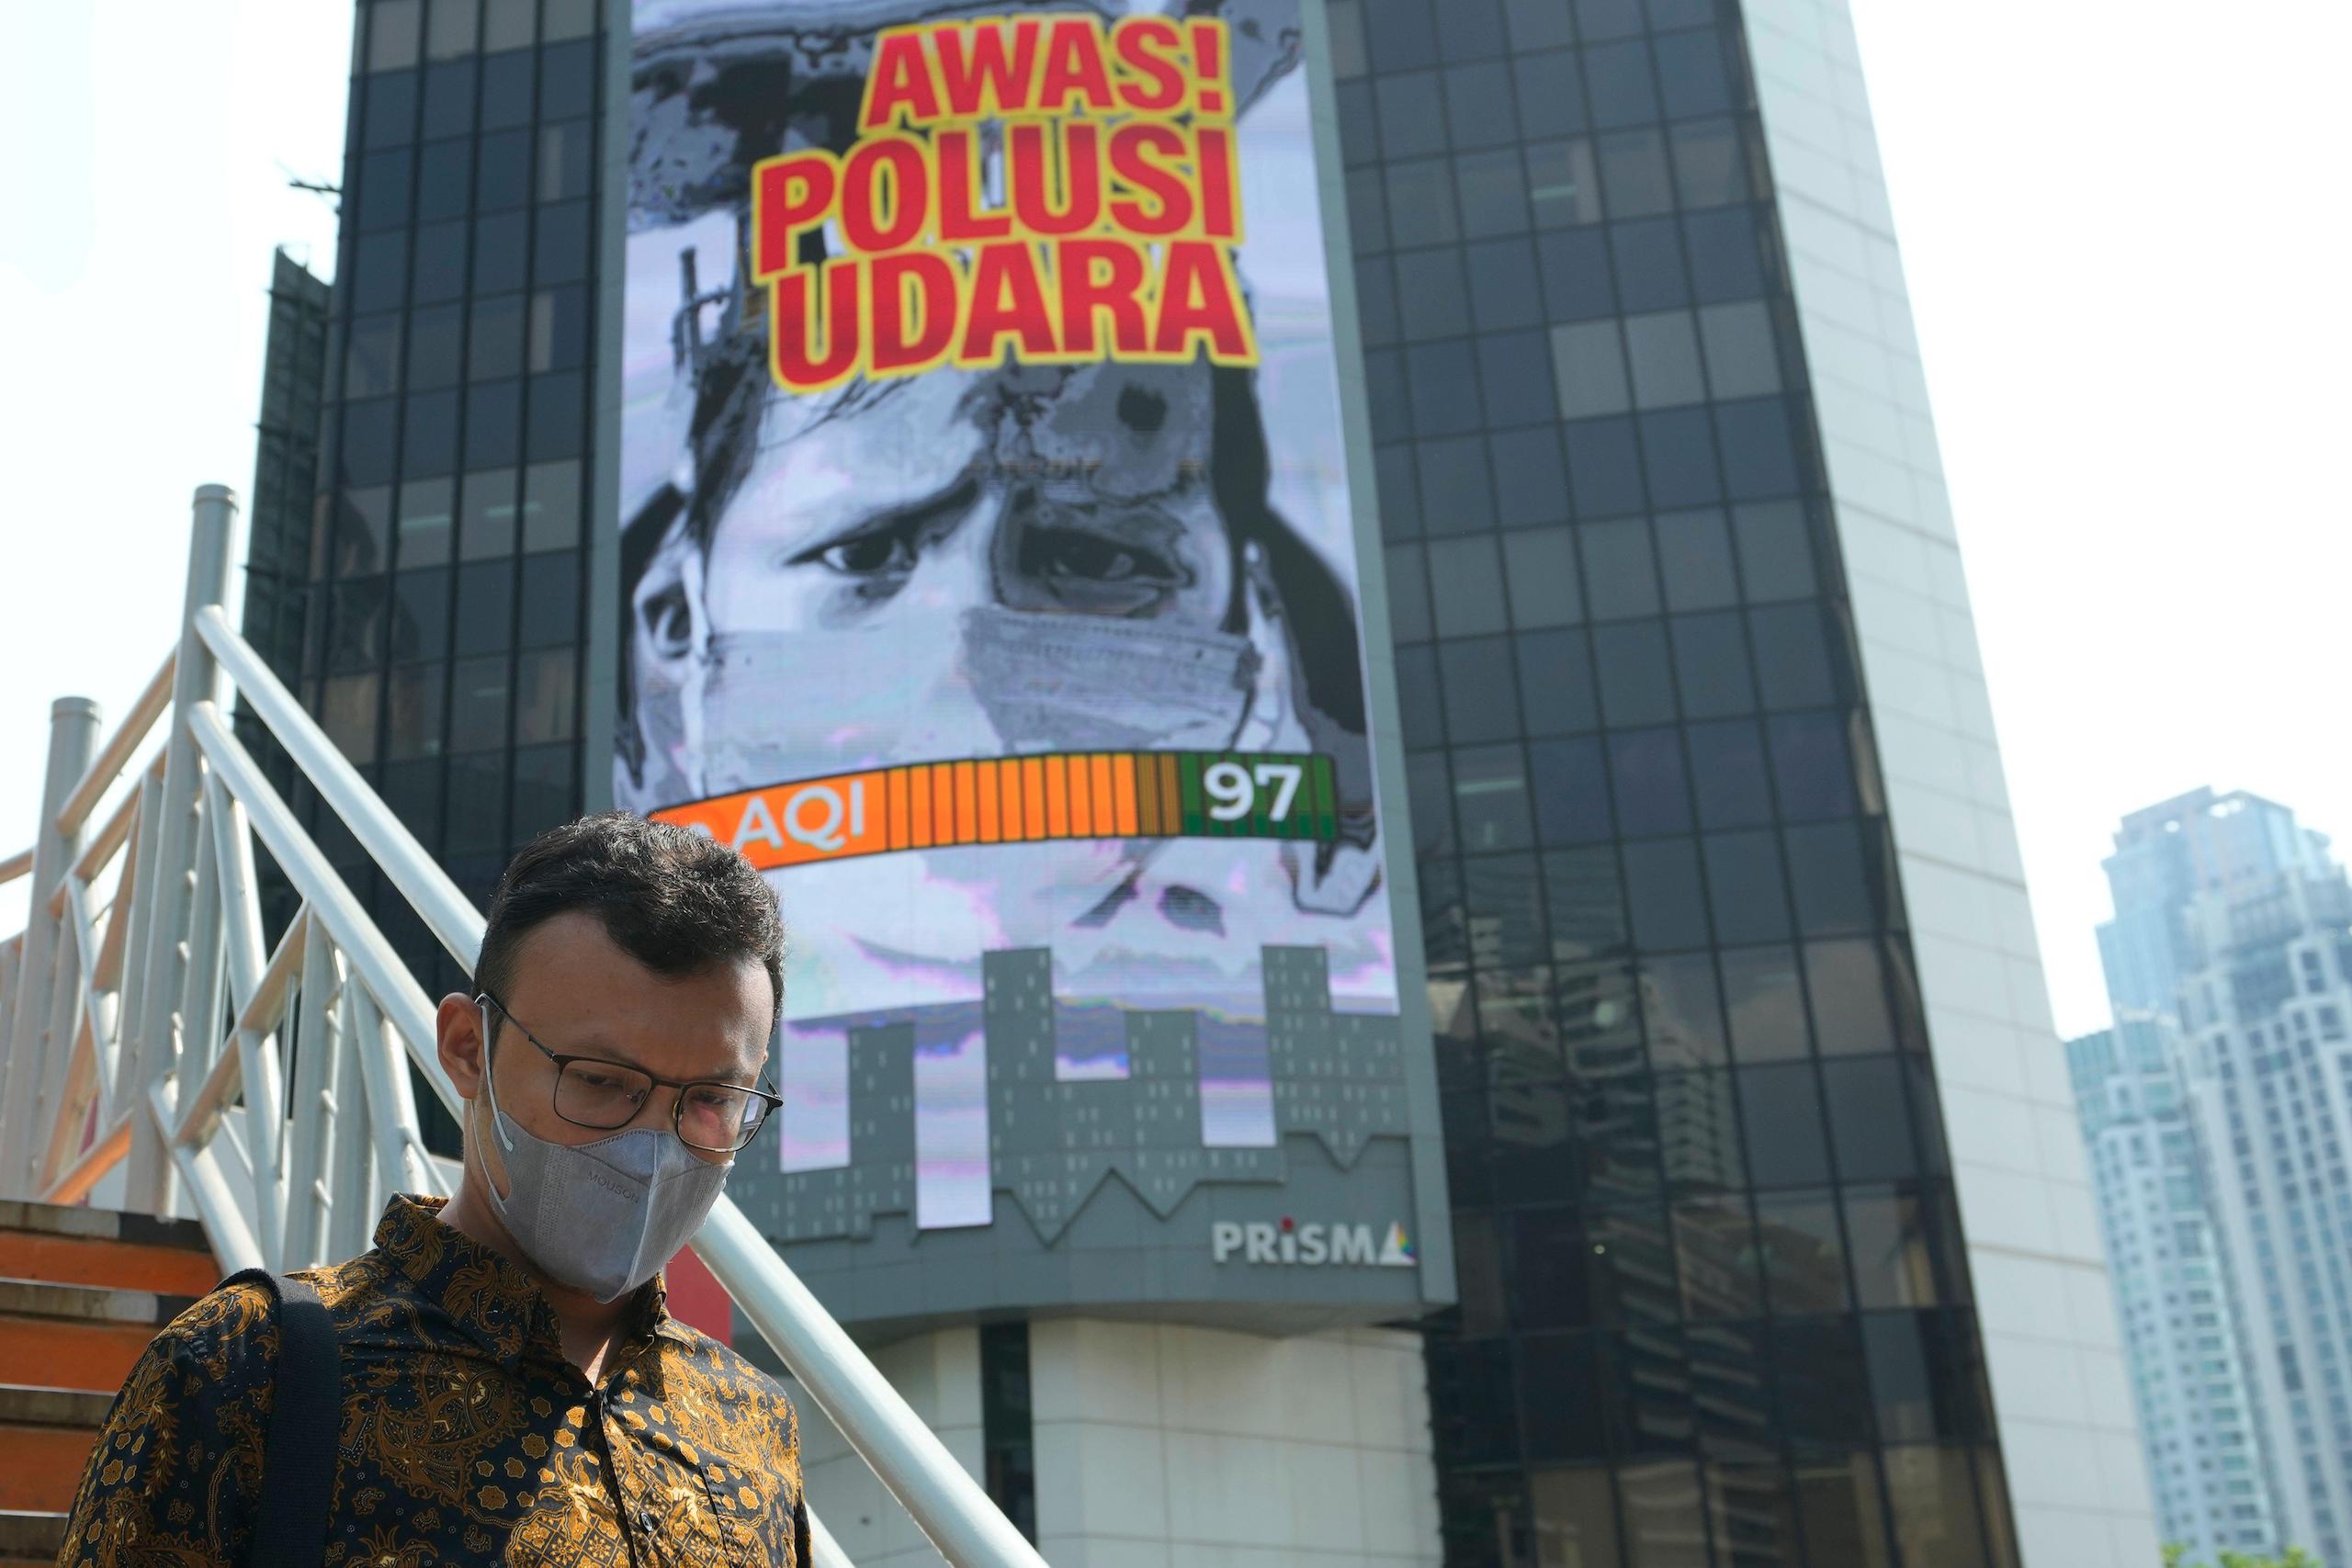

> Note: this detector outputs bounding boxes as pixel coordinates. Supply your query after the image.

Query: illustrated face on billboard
[619,0,1407,1206]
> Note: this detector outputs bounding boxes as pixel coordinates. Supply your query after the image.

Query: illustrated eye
[815,532,918,578]
[1021,526,1175,586]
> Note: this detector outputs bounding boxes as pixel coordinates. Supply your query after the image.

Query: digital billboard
[616,0,1440,1308]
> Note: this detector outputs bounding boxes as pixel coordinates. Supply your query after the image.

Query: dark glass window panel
[1749,604,1837,709]
[1526,138,1604,231]
[356,148,413,232]
[465,379,522,468]
[330,486,394,579]
[1863,1311,1985,1446]
[446,750,509,854]
[1624,310,1705,410]
[1536,229,1614,321]
[1739,1064,1829,1187]
[1476,330,1556,424]
[532,199,591,285]
[1363,348,1411,441]
[1503,0,1575,49]
[480,46,535,130]
[401,389,459,477]
[1660,1077,1747,1201]
[420,57,478,140]
[1787,824,1874,939]
[453,560,514,655]
[526,370,585,459]
[1656,510,1740,613]
[1611,219,1690,312]
[1555,319,1629,422]
[1451,1211,1510,1337]
[1457,149,1532,240]
[521,458,582,551]
[1845,1187,1942,1311]
[1336,77,1379,166]
[1708,1460,1803,1567]
[1754,1190,1850,1314]
[1519,1334,1611,1461]
[1610,728,1690,838]
[1544,847,1626,962]
[1622,837,1707,952]
[381,756,444,845]
[1822,1058,1917,1181]
[1488,1077,1572,1206]
[1502,528,1582,628]
[1406,339,1485,436]
[1669,118,1747,210]
[363,70,418,148]
[539,38,594,118]
[1345,166,1388,248]
[1444,63,1517,152]
[1374,71,1446,160]
[1732,501,1815,601]
[1481,966,1562,1086]
[1768,711,1856,820]
[1385,543,1432,643]
[328,579,389,671]
[1647,0,1717,30]
[1687,719,1772,829]
[1587,1206,1676,1324]
[1675,1192,1764,1321]
[1562,418,1644,517]
[511,741,579,848]
[1584,40,1659,130]
[1654,29,1731,118]
[1804,935,1895,1053]
[1608,1339,1693,1458]
[517,550,580,649]
[1395,643,1444,750]
[1512,1208,1594,1331]
[538,118,593,202]
[514,649,578,744]
[447,654,511,753]
[1574,0,1643,38]
[1530,736,1611,846]
[1427,536,1509,636]
[1417,433,1494,532]
[407,302,464,389]
[341,400,399,489]
[473,209,528,295]
[384,664,447,761]
[1423,868,1473,984]
[1721,944,1808,1063]
[1668,613,1752,720]
[527,285,591,372]
[1617,1460,1708,1561]
[1641,951,1726,1069]
[1883,1445,1991,1568]
[1441,637,1523,744]
[1386,157,1461,246]
[1794,1454,1893,1568]
[416,139,473,221]
[1702,830,1789,947]
[345,312,402,399]
[389,567,450,661]
[1511,51,1586,139]
[1354,254,1399,345]
[1770,1318,1873,1447]
[1597,129,1672,224]
[1454,743,1535,852]
[477,127,532,211]
[1374,449,1417,540]
[1716,397,1803,500]
[1590,621,1676,728]
[543,0,595,41]
[1439,1469,1530,1568]
[1437,0,1509,61]
[1682,207,1768,303]
[408,220,466,305]
[320,673,382,764]
[1463,853,1549,971]
[350,231,409,313]
[1640,408,1722,509]
[1490,426,1569,526]
[1517,626,1600,737]
[1405,750,1453,858]
[1529,1469,1620,1568]
[469,293,526,380]
[1428,1337,1518,1467]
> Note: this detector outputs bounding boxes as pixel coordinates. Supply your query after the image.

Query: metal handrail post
[124,484,242,1214]
[0,697,100,1199]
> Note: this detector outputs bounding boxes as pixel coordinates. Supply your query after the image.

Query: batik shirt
[58,1194,808,1567]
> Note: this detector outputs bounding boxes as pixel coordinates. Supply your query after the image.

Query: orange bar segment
[976,761,1001,843]
[888,767,911,850]
[1024,757,1049,840]
[931,762,957,845]
[909,764,933,848]
[1111,755,1140,836]
[1045,756,1070,837]
[1158,753,1182,834]
[954,761,979,844]
[1068,753,1094,835]
[1090,754,1116,835]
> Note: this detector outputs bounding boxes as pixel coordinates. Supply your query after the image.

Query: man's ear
[436,993,490,1100]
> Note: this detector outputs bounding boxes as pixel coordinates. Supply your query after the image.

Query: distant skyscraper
[2080,789,2352,1562]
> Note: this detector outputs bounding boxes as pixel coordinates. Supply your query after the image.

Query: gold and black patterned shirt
[59,1194,808,1567]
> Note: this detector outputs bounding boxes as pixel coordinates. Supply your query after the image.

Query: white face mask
[477,1003,733,1303]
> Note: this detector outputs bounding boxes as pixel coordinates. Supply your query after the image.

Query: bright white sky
[1,0,2345,1042]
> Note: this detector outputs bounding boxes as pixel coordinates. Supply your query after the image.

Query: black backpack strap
[220,1267,341,1568]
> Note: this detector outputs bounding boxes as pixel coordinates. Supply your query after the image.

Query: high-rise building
[2066,1016,2280,1561]
[241,0,2156,1562]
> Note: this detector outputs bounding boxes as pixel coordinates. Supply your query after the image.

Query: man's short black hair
[475,812,786,1033]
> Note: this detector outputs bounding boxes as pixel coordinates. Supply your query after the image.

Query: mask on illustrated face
[477,1004,732,1303]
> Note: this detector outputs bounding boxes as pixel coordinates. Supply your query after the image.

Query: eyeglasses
[477,994,781,1153]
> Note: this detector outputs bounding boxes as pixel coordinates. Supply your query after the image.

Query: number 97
[1204,761,1304,823]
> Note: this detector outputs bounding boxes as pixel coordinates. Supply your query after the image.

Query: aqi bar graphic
[653,750,1340,873]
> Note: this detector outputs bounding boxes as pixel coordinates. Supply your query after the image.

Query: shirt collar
[373,1194,679,1366]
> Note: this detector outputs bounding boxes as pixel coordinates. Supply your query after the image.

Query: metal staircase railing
[0,483,1045,1568]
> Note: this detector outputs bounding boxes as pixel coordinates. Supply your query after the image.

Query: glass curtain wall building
[243,1,2157,1564]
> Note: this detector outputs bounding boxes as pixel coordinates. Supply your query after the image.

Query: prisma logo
[1210,1216,1417,1268]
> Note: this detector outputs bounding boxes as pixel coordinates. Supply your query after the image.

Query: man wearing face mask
[57,814,808,1568]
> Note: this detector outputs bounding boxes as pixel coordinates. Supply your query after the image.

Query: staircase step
[0,1200,209,1253]
[0,1510,65,1567]
[0,1385,110,1428]
[0,1314,164,1394]
[0,1229,220,1296]
[0,1421,96,1514]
